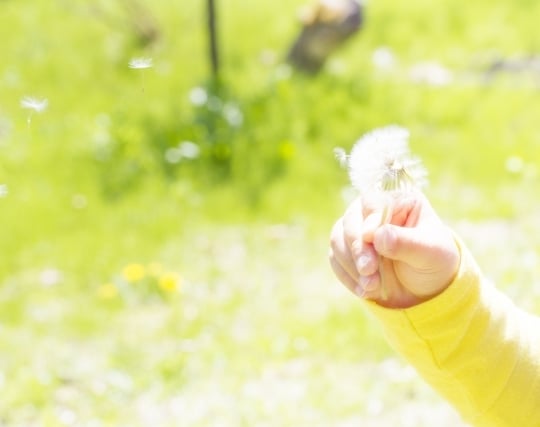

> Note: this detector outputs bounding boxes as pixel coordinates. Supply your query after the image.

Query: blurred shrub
[93,75,305,204]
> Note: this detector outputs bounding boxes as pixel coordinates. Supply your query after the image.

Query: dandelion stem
[378,254,388,300]
[378,200,393,301]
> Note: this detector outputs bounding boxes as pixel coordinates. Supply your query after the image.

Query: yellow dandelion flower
[97,283,118,299]
[122,263,146,283]
[158,273,181,293]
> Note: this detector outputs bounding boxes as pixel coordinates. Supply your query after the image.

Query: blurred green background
[2,0,540,425]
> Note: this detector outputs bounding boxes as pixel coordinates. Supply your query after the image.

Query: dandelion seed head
[20,96,48,113]
[344,125,427,194]
[128,57,153,69]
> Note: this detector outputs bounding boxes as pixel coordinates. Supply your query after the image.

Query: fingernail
[359,275,377,292]
[354,284,366,298]
[381,227,396,254]
[357,254,370,271]
[363,214,381,238]
[351,239,362,255]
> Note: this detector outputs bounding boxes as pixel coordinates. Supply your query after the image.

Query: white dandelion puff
[128,57,153,69]
[338,125,427,300]
[20,96,48,113]
[344,125,427,194]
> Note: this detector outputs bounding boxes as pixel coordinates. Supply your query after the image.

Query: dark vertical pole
[207,0,219,79]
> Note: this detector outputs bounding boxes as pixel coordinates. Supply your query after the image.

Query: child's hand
[329,192,460,308]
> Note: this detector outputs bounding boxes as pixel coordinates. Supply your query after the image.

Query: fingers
[373,223,450,268]
[373,223,461,300]
[329,210,381,298]
[328,246,360,295]
[329,218,360,283]
[330,194,426,300]
[351,239,379,278]
[341,198,379,273]
[329,244,382,299]
[330,192,460,307]
[341,197,364,249]
[362,192,421,242]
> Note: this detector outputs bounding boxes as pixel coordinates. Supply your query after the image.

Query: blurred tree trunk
[207,0,220,79]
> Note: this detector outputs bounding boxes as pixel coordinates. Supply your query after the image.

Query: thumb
[373,223,449,269]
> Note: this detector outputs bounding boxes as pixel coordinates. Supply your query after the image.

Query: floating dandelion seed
[20,97,48,112]
[337,125,427,299]
[20,96,48,127]
[128,57,153,93]
[128,57,153,69]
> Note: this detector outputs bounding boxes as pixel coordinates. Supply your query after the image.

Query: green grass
[2,0,540,425]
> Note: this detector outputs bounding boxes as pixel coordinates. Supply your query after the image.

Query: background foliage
[2,0,540,425]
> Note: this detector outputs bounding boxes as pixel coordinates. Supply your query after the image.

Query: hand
[329,192,460,308]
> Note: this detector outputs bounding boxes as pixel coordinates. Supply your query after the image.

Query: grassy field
[2,0,540,425]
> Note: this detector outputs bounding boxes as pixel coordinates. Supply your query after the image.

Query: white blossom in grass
[372,46,396,71]
[165,141,200,164]
[189,87,208,106]
[178,141,200,159]
[128,57,153,69]
[409,61,453,87]
[505,155,524,174]
[336,125,427,299]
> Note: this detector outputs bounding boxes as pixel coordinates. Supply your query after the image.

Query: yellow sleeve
[363,239,540,426]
